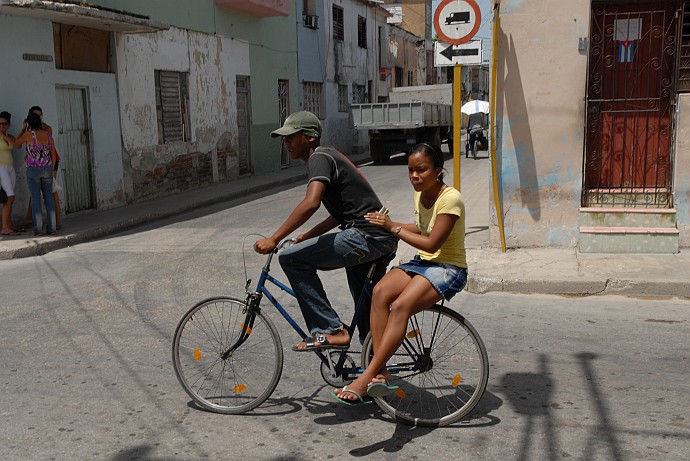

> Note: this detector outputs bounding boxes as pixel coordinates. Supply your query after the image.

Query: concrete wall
[492,1,590,248]
[674,96,690,247]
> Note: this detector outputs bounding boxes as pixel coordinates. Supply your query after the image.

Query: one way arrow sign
[435,40,482,66]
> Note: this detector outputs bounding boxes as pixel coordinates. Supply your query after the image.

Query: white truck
[351,84,454,164]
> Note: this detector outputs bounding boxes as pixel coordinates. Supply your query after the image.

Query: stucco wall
[492,0,590,248]
[115,27,249,201]
[674,95,690,246]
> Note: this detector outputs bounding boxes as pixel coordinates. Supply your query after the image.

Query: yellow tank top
[0,136,13,167]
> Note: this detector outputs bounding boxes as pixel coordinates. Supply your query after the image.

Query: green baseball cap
[271,111,322,138]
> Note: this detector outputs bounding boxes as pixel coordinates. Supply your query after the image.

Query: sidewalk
[2,155,689,299]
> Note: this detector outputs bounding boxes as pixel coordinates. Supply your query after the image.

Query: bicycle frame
[225,238,379,379]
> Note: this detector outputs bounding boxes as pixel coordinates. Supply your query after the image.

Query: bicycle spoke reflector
[406,329,420,339]
[194,348,202,362]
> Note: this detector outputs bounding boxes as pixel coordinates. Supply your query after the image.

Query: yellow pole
[490,0,506,252]
[453,64,462,191]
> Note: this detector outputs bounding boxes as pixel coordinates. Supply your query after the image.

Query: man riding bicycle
[254,111,398,351]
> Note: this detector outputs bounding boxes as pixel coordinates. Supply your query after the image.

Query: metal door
[236,76,252,175]
[583,1,677,207]
[278,79,290,167]
[56,86,94,212]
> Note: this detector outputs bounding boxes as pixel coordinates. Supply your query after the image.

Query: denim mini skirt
[394,256,468,301]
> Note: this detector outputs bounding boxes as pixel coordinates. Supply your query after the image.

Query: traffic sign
[434,0,481,46]
[435,40,482,66]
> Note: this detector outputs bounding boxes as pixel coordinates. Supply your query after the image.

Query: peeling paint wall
[114,27,249,201]
[492,1,589,248]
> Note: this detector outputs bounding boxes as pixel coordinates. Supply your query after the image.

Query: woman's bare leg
[2,195,15,233]
[334,274,441,401]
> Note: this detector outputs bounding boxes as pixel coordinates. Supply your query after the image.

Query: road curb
[467,276,690,298]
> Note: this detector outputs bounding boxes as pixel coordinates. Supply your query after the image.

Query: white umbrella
[461,100,490,115]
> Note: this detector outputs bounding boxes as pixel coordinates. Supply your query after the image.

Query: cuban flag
[618,40,635,63]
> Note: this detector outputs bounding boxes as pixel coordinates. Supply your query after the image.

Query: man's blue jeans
[26,166,56,234]
[279,227,398,342]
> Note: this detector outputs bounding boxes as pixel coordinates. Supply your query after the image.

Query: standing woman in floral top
[10,112,57,235]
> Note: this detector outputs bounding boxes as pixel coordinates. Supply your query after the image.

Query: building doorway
[583,1,678,208]
[236,76,252,175]
[56,86,94,213]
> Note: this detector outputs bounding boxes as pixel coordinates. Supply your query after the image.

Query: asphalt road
[1,160,689,460]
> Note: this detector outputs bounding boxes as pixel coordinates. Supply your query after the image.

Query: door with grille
[583,1,678,207]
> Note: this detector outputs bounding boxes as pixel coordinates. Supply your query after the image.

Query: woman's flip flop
[331,386,373,407]
[366,381,400,398]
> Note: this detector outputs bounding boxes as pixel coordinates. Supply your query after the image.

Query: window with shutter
[155,70,191,143]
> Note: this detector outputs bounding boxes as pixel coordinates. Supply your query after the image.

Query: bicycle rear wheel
[172,297,283,414]
[362,305,488,427]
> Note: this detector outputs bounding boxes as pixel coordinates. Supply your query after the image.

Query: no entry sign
[434,0,482,46]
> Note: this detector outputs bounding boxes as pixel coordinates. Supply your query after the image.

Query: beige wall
[491,0,590,247]
[674,96,690,247]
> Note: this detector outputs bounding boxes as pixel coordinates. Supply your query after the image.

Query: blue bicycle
[172,237,489,426]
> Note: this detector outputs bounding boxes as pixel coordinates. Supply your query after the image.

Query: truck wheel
[370,141,390,164]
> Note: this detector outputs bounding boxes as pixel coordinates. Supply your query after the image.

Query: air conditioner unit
[303,14,319,29]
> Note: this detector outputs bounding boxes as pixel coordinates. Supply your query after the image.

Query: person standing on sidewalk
[333,143,468,405]
[19,106,62,231]
[254,111,398,350]
[0,111,19,236]
[11,113,57,235]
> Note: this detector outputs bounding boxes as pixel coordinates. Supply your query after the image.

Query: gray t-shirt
[308,146,391,240]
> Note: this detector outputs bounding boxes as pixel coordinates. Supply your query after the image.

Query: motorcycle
[465,112,488,160]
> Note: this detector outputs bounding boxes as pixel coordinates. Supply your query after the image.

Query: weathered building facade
[0,0,298,219]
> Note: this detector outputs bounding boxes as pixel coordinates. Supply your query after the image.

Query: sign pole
[453,64,462,192]
[433,0,481,192]
[489,0,506,252]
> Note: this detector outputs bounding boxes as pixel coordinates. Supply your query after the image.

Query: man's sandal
[331,386,373,407]
[291,333,349,352]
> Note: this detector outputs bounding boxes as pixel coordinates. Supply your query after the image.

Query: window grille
[352,85,366,104]
[358,16,367,48]
[333,5,344,41]
[303,81,323,117]
[338,85,349,112]
[678,1,690,93]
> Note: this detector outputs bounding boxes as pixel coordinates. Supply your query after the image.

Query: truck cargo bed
[351,102,452,130]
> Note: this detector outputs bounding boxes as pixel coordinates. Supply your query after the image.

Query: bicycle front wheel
[172,297,283,414]
[362,305,489,427]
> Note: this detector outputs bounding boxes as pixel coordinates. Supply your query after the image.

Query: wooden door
[56,86,94,212]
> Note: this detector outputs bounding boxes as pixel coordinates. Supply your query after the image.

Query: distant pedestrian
[0,111,19,236]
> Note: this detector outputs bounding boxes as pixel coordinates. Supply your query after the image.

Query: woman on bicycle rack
[333,142,468,405]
